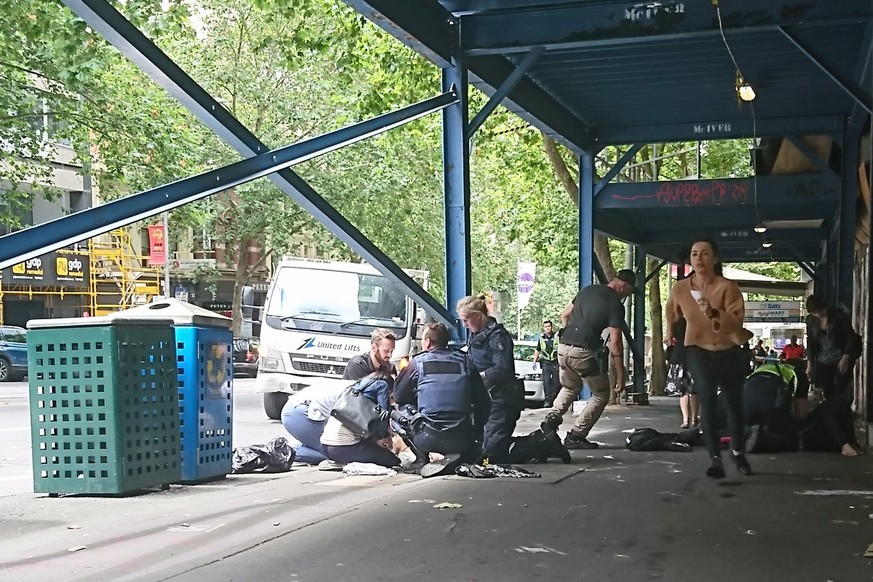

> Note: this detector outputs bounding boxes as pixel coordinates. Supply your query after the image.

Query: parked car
[514,340,544,408]
[233,337,259,377]
[0,326,28,382]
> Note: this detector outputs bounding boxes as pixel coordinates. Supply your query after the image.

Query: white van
[255,258,428,419]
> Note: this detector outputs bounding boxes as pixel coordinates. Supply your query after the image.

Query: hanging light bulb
[737,77,756,102]
[753,225,767,233]
[762,242,772,248]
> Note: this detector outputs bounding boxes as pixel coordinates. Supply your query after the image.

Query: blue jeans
[685,346,747,457]
[281,402,328,464]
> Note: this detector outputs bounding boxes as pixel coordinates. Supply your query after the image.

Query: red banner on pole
[148,225,166,265]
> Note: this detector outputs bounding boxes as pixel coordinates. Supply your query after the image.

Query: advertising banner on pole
[517,261,537,310]
[148,224,166,265]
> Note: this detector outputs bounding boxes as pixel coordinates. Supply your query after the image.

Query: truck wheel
[263,392,289,420]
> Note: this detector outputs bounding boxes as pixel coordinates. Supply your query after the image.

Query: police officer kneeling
[394,323,489,476]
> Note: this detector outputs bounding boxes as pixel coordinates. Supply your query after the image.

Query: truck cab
[255,258,427,419]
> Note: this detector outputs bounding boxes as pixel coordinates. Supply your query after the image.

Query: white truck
[255,258,429,419]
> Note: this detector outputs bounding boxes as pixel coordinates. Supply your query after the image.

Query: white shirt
[288,383,349,422]
[320,416,360,447]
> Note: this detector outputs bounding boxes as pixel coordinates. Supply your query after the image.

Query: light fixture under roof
[761,219,824,230]
[737,79,756,102]
[753,225,767,234]
[762,242,773,248]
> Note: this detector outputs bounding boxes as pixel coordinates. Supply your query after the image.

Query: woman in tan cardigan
[666,238,752,479]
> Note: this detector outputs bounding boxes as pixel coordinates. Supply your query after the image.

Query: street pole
[163,211,171,298]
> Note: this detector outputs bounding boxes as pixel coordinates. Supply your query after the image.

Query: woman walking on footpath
[666,238,752,479]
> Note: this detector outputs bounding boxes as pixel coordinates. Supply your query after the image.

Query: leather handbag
[330,380,386,439]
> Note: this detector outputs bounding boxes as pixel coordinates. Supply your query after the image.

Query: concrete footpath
[1,397,872,582]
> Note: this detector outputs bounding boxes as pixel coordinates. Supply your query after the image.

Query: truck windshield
[265,267,408,336]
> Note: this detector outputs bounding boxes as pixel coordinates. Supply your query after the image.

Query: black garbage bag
[625,428,697,452]
[232,436,296,474]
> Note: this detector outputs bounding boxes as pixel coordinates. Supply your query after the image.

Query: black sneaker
[564,431,599,449]
[540,411,563,435]
[421,453,462,479]
[731,452,753,475]
[706,456,725,479]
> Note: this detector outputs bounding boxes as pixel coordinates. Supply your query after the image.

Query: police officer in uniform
[533,320,560,407]
[394,323,490,465]
[457,294,520,463]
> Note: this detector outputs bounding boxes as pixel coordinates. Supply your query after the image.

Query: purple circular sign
[517,272,535,293]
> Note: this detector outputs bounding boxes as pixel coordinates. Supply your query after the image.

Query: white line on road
[0,426,29,433]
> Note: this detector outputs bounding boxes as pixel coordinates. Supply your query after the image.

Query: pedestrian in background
[533,320,560,407]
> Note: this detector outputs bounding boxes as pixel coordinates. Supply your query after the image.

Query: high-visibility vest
[537,334,559,361]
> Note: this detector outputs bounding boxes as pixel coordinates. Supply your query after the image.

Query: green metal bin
[27,316,180,495]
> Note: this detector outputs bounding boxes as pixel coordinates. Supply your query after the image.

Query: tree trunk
[541,133,615,279]
[648,257,667,395]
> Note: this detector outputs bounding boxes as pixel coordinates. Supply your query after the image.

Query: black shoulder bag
[330,380,387,439]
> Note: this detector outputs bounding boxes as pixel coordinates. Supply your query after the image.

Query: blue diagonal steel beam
[784,135,839,181]
[466,47,544,139]
[594,144,643,197]
[0,91,456,264]
[778,26,872,115]
[59,0,457,328]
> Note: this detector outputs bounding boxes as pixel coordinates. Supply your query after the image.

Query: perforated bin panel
[175,326,233,482]
[28,323,180,494]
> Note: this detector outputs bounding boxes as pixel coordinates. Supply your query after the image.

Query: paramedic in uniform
[457,294,519,463]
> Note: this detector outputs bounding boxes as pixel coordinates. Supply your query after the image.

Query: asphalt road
[0,378,286,498]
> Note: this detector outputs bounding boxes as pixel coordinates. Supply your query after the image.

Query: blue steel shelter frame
[1,0,871,397]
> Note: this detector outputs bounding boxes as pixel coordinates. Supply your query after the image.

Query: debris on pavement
[433,502,463,509]
[68,546,87,552]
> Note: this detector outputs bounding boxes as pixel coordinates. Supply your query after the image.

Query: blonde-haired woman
[457,294,519,463]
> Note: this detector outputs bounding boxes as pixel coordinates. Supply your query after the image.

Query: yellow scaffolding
[0,233,162,325]
[89,230,162,316]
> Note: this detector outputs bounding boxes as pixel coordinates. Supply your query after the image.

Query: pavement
[1,397,873,582]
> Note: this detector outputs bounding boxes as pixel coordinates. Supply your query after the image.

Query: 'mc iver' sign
[744,301,802,323]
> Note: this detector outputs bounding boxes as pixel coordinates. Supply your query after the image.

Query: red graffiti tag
[654,181,750,205]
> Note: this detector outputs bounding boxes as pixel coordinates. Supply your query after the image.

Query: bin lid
[113,298,233,329]
[27,315,175,329]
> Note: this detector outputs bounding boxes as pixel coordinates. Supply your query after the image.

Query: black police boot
[540,411,563,436]
[543,430,572,464]
[421,453,462,478]
[507,432,544,464]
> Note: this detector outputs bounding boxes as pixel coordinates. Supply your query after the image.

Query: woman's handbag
[330,380,387,439]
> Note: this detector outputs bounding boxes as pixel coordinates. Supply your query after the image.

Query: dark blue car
[0,326,27,382]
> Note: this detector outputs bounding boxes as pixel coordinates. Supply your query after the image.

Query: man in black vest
[533,320,560,407]
[394,323,490,474]
[542,270,635,450]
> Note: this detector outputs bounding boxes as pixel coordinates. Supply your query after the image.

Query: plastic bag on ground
[232,436,296,474]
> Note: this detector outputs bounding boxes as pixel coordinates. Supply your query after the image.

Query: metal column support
[632,245,646,394]
[466,47,544,139]
[578,151,595,288]
[838,140,859,310]
[443,64,472,333]
[59,0,451,328]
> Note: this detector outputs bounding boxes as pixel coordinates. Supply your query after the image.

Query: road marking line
[0,426,29,433]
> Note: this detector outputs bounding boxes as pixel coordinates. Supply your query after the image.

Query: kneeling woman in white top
[320,372,400,468]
